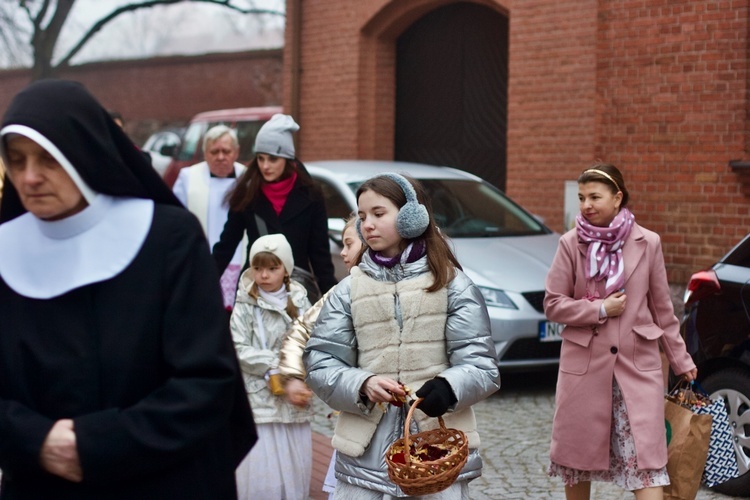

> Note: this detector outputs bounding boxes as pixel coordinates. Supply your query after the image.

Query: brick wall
[1,2,746,282]
[284,0,366,160]
[505,0,598,235]
[283,0,482,161]
[593,0,748,283]
[289,0,749,284]
[0,49,283,144]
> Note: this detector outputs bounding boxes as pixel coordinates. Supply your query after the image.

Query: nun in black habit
[0,79,256,499]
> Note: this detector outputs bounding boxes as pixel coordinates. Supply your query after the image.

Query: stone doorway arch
[360,1,509,189]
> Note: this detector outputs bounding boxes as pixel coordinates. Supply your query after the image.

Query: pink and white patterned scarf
[576,207,635,298]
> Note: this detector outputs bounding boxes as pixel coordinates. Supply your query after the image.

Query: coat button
[610,346,618,354]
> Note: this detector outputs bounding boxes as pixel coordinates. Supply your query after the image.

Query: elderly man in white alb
[173,125,247,310]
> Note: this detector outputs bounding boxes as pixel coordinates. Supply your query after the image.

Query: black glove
[415,378,456,417]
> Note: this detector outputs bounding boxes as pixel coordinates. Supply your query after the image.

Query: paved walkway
[310,431,333,500]
[309,370,740,499]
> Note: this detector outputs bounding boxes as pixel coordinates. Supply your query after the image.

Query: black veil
[0,79,180,223]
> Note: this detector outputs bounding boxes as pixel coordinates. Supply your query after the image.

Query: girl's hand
[680,368,698,383]
[603,290,626,317]
[361,375,405,404]
[285,378,313,407]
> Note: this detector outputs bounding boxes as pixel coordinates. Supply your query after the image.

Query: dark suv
[682,233,750,496]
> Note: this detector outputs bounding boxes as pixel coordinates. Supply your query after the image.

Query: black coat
[213,179,338,294]
[0,206,256,499]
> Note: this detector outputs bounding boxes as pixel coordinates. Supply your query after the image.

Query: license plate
[539,321,564,342]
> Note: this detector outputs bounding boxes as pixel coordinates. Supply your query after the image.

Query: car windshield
[349,178,550,238]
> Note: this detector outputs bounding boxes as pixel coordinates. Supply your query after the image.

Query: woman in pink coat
[544,164,697,500]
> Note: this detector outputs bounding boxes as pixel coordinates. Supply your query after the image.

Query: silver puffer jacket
[231,272,312,424]
[304,252,501,496]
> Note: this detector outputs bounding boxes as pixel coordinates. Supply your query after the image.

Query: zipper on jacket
[394,291,403,330]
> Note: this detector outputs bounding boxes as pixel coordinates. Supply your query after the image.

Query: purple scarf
[576,208,635,298]
[368,240,426,269]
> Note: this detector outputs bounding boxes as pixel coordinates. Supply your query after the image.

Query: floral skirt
[548,379,670,491]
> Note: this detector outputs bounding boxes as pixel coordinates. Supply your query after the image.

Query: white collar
[258,284,289,309]
[1,124,98,204]
[0,195,154,298]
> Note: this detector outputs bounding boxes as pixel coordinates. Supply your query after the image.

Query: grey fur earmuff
[355,172,430,241]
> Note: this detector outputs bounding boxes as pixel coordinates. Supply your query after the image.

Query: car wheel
[702,367,750,497]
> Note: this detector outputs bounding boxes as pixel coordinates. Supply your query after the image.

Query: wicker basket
[385,397,469,496]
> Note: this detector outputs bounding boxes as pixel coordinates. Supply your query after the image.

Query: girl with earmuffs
[304,173,501,498]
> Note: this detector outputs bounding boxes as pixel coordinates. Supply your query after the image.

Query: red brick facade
[0,2,746,283]
[285,0,749,283]
[0,49,283,144]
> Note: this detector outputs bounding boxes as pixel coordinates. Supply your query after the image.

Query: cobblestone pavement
[311,370,740,499]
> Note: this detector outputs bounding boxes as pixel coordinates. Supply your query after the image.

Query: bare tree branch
[3,0,285,79]
[30,0,75,78]
[32,0,51,29]
[56,0,284,69]
[0,5,32,66]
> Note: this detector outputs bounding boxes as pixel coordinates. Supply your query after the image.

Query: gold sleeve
[278,290,331,380]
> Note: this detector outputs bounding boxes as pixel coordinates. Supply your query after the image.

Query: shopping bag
[693,395,740,486]
[663,397,712,500]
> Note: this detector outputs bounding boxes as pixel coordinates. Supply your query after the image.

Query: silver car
[307,160,562,371]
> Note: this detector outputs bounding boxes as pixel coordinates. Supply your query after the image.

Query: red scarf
[261,172,297,216]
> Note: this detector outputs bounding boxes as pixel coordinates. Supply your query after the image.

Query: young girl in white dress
[231,233,313,499]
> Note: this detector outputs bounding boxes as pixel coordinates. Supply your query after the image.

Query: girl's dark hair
[355,175,461,292]
[226,157,317,211]
[248,251,299,318]
[577,163,629,207]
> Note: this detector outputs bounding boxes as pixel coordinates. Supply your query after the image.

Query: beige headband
[583,169,621,193]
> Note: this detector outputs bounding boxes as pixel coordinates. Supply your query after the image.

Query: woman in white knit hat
[213,114,337,303]
[230,233,313,499]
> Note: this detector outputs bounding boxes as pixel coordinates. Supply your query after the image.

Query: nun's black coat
[0,207,253,498]
[0,80,256,498]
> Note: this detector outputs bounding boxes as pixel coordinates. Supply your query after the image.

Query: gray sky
[1,0,285,68]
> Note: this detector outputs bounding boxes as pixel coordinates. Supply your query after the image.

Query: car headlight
[477,286,518,309]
